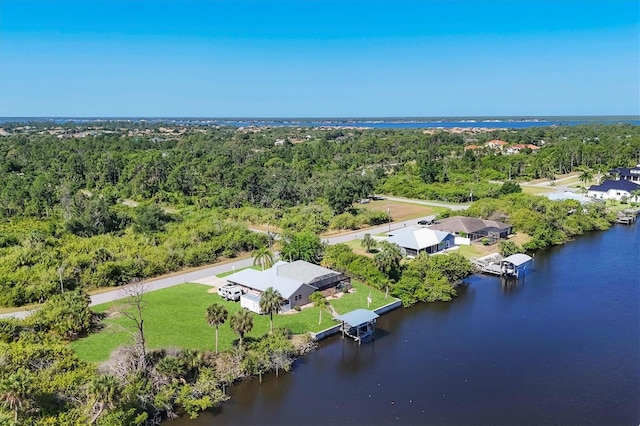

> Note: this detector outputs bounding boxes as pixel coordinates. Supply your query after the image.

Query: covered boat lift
[499,253,533,277]
[336,309,379,344]
[474,253,533,278]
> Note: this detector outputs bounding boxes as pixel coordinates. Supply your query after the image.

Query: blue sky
[0,0,638,117]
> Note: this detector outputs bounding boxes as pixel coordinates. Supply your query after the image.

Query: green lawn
[72,281,392,363]
[521,185,555,195]
[331,281,392,314]
[455,244,485,258]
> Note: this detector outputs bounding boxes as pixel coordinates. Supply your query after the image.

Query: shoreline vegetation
[0,122,638,424]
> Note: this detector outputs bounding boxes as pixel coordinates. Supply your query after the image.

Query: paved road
[381,196,471,211]
[0,197,469,319]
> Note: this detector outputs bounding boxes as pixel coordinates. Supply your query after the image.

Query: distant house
[464,144,482,151]
[505,144,526,154]
[610,166,640,185]
[505,143,539,155]
[587,179,640,202]
[484,139,508,150]
[431,216,512,241]
[387,226,455,257]
[544,191,595,204]
[226,260,350,313]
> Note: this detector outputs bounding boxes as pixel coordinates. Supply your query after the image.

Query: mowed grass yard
[72,281,393,363]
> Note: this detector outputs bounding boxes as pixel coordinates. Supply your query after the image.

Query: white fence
[454,236,471,245]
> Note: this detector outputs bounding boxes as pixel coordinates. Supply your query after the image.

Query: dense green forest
[1,122,638,424]
[1,123,639,306]
[2,123,639,218]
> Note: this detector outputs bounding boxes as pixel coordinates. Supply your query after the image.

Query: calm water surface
[175,224,639,425]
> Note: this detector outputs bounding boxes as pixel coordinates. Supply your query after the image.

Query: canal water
[174,224,639,425]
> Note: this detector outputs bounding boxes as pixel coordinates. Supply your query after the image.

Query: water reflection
[337,338,376,374]
[500,276,521,292]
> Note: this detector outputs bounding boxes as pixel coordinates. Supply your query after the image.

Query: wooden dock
[616,210,637,224]
[472,253,532,278]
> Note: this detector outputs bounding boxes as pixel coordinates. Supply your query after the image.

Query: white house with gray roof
[226,260,349,313]
[387,226,455,257]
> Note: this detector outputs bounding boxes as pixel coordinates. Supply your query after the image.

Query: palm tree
[88,374,120,424]
[631,188,640,204]
[0,370,32,424]
[374,241,402,274]
[230,309,254,348]
[309,291,328,325]
[206,303,229,354]
[375,241,402,298]
[578,167,594,191]
[259,287,283,333]
[361,233,376,253]
[252,246,275,271]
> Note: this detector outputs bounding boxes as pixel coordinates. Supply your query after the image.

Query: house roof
[226,260,339,299]
[485,139,508,146]
[226,268,308,299]
[241,293,261,303]
[335,309,379,327]
[610,166,640,177]
[387,226,452,250]
[588,179,639,193]
[544,191,594,203]
[276,260,340,285]
[502,253,533,267]
[431,216,511,235]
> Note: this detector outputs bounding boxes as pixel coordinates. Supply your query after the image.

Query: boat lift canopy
[335,309,379,344]
[501,253,533,267]
[335,309,379,327]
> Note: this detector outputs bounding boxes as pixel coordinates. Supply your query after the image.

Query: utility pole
[387,205,391,232]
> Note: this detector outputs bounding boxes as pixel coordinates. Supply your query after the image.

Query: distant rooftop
[388,226,452,250]
[588,179,639,192]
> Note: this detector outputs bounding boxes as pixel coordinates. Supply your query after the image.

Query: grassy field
[455,232,533,259]
[521,185,555,195]
[357,199,446,222]
[72,281,391,363]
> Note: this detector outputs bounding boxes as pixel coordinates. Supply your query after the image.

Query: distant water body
[1,116,639,129]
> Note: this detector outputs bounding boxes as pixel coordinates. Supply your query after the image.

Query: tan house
[484,139,509,149]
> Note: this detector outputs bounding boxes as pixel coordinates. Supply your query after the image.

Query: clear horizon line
[1,114,639,120]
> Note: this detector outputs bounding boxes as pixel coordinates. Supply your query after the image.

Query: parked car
[217,284,243,301]
[417,219,434,225]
